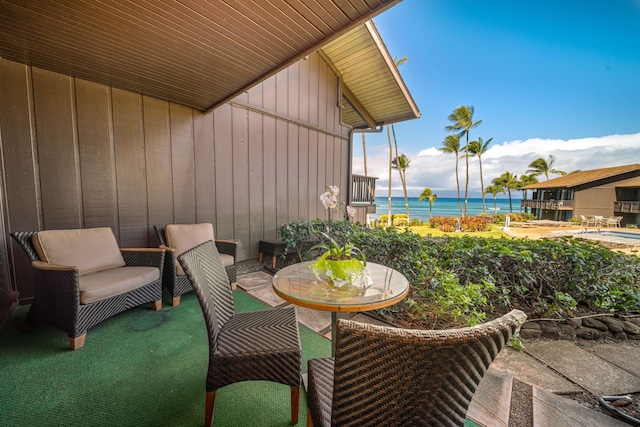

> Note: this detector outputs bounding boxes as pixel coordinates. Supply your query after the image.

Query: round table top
[272,261,409,313]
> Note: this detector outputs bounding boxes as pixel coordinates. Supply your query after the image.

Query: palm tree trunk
[392,125,410,220]
[463,133,469,217]
[362,133,367,176]
[479,156,486,213]
[455,158,463,217]
[400,172,409,219]
[387,126,393,226]
[508,190,513,212]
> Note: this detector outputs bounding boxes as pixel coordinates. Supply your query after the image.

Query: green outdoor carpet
[0,291,329,427]
[0,289,481,427]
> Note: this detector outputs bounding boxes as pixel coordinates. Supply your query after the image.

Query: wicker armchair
[11,229,164,349]
[177,240,302,426]
[154,224,237,306]
[307,310,527,427]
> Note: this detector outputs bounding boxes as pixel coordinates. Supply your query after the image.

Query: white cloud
[352,133,640,198]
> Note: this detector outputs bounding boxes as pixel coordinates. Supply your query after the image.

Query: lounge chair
[603,216,623,228]
[580,215,594,227]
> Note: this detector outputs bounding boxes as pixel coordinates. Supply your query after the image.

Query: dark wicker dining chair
[307,309,527,427]
[177,240,302,426]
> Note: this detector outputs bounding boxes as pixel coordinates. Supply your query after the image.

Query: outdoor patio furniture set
[11,224,526,426]
[580,215,623,228]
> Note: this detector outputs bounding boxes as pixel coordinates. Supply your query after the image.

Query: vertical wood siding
[0,53,351,301]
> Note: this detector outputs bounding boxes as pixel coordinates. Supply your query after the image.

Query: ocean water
[373,197,520,221]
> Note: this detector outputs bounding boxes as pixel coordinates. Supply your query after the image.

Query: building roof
[0,0,402,113]
[523,164,640,189]
[320,21,421,129]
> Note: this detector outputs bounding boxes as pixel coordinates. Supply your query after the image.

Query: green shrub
[492,213,535,224]
[429,274,496,326]
[278,220,640,327]
[393,216,409,226]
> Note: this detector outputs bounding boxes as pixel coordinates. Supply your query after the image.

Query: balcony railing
[614,201,640,213]
[521,199,574,210]
[351,174,377,205]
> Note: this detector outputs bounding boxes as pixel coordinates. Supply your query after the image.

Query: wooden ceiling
[0,0,400,112]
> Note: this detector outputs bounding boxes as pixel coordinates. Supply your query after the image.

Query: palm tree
[418,187,437,219]
[465,137,492,213]
[526,155,566,180]
[445,105,482,216]
[483,184,505,214]
[391,154,411,219]
[518,174,539,213]
[439,134,463,216]
[492,171,519,212]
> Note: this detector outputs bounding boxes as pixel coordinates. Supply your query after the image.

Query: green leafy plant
[310,232,366,264]
[310,232,368,287]
[429,275,496,326]
[508,332,524,351]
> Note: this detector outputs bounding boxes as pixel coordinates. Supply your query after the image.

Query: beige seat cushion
[218,253,235,269]
[79,266,160,304]
[165,223,216,276]
[32,227,125,276]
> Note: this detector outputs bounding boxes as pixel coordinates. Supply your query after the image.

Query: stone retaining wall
[520,316,640,341]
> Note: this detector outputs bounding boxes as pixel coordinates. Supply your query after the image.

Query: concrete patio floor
[236,263,639,426]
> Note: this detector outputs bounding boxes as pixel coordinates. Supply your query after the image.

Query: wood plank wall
[0,53,351,302]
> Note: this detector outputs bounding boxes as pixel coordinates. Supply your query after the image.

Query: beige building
[521,164,640,226]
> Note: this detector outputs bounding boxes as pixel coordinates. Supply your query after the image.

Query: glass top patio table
[272,261,409,312]
[272,261,409,355]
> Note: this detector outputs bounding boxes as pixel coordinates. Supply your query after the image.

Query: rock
[520,329,542,339]
[565,317,582,328]
[557,324,577,340]
[582,318,608,332]
[613,331,628,340]
[521,321,541,330]
[540,324,561,339]
[600,316,625,333]
[622,321,640,335]
[575,327,602,340]
[626,317,640,327]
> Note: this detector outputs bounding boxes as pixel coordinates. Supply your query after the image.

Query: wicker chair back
[177,241,234,337]
[308,309,527,427]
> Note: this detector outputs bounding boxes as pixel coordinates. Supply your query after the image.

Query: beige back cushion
[32,227,125,276]
[165,223,215,275]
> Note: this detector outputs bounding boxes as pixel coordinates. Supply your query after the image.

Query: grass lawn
[408,224,509,239]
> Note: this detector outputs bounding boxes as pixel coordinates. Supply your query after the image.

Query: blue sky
[352,0,640,198]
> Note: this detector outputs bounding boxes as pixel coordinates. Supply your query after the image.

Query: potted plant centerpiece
[308,185,371,291]
[309,232,371,290]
